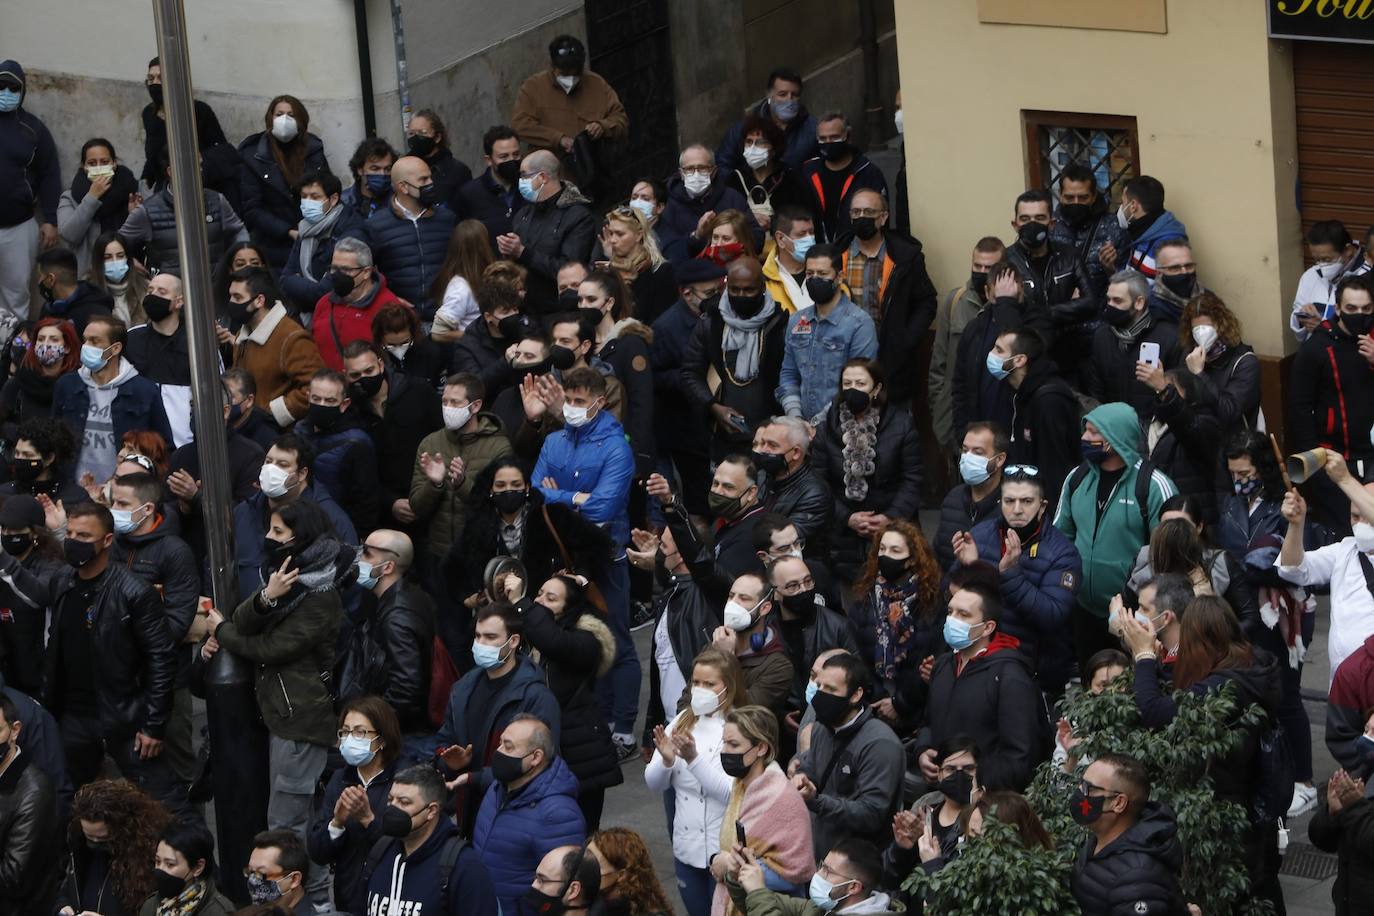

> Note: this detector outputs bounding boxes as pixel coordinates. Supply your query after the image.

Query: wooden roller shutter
[1295,41,1374,243]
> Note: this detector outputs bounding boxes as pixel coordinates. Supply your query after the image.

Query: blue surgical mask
[300,198,327,224]
[472,636,512,670]
[985,350,1012,380]
[110,506,145,534]
[790,234,816,262]
[1357,734,1374,761]
[339,735,378,767]
[943,615,985,651]
[629,198,656,223]
[958,452,991,486]
[104,259,129,282]
[364,174,391,196]
[808,873,852,912]
[356,560,378,589]
[0,90,19,113]
[805,680,819,706]
[772,98,799,123]
[80,343,109,371]
[518,176,540,202]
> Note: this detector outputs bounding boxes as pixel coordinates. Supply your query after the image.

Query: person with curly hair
[1176,289,1262,441]
[0,415,88,505]
[57,779,171,916]
[589,826,675,916]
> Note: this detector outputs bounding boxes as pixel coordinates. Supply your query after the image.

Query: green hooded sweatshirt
[1052,402,1177,618]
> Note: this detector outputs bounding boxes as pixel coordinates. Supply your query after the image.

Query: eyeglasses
[680,166,713,176]
[849,208,885,219]
[1077,778,1122,798]
[1004,464,1040,478]
[338,727,378,740]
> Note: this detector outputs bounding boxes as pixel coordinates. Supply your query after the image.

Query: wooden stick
[1270,433,1295,492]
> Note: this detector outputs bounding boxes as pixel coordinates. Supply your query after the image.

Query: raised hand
[438,743,474,772]
[263,557,300,602]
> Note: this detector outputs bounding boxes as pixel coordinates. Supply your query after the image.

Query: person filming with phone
[1083,268,1181,424]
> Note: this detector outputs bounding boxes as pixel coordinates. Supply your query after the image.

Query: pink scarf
[710,763,815,916]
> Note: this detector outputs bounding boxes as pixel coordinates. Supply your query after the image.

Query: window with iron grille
[1023,111,1140,206]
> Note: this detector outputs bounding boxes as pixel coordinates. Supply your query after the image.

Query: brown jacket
[233,302,326,425]
[512,69,629,152]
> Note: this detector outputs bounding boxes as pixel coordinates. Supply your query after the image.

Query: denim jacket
[776,293,878,421]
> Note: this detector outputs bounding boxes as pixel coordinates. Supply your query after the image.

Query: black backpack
[1064,457,1155,533]
[1249,717,1296,826]
[361,833,468,913]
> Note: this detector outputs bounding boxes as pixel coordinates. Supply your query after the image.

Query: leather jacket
[369,580,435,732]
[1004,238,1096,330]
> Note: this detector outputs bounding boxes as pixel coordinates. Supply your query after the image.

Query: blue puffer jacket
[363,204,457,317]
[963,514,1081,690]
[472,755,586,914]
[533,407,634,547]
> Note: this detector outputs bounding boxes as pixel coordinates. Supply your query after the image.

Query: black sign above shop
[1270,0,1374,43]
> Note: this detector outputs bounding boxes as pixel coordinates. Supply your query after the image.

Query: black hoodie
[1071,800,1188,915]
[1009,357,1082,499]
[0,60,60,228]
[41,281,112,337]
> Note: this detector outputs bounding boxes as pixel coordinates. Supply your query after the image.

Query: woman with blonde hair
[1177,290,1260,437]
[708,705,813,915]
[430,219,496,341]
[645,646,749,916]
[699,209,756,267]
[589,827,675,916]
[601,205,678,324]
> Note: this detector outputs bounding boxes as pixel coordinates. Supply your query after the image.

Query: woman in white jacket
[645,646,749,916]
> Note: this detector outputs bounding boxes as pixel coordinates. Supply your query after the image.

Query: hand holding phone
[1138,341,1161,368]
[735,821,747,848]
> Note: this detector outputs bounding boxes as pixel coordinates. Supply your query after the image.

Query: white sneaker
[1287,783,1317,818]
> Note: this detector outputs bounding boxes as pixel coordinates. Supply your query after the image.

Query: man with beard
[1049,163,1126,301]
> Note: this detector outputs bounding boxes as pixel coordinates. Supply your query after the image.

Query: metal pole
[857,0,884,147]
[151,1,267,903]
[353,0,378,137]
[390,0,412,134]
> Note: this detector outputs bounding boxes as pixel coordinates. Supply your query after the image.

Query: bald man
[354,528,437,734]
[125,270,197,446]
[502,151,595,312]
[681,255,789,460]
[364,154,455,316]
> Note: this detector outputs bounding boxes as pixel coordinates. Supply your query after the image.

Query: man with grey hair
[799,111,888,242]
[1083,267,1181,421]
[501,150,595,312]
[752,415,832,550]
[362,155,456,319]
[311,235,404,369]
[660,143,758,264]
[351,529,436,736]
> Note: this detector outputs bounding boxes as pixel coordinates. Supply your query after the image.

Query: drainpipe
[390,0,412,134]
[857,0,884,145]
[353,0,377,137]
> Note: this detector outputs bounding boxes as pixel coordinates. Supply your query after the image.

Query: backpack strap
[437,835,469,912]
[1066,462,1089,502]
[361,835,396,887]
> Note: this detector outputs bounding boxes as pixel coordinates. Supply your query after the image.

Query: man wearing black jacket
[356,530,434,737]
[342,341,442,530]
[449,282,529,397]
[45,503,179,809]
[999,328,1082,498]
[36,248,113,339]
[125,270,194,446]
[951,264,1047,436]
[834,190,938,405]
[457,126,526,249]
[0,60,60,330]
[753,416,832,551]
[1083,268,1181,424]
[1069,754,1187,915]
[1050,163,1126,302]
[0,692,60,914]
[934,422,1007,571]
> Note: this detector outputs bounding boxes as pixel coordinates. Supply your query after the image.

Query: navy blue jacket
[306,760,396,914]
[364,816,499,916]
[295,416,381,534]
[0,61,60,227]
[456,169,524,250]
[650,299,710,457]
[51,363,174,454]
[472,755,586,915]
[714,99,820,172]
[364,203,457,318]
[658,174,761,265]
[237,130,329,267]
[279,206,369,313]
[436,656,562,763]
[0,676,73,820]
[230,484,357,597]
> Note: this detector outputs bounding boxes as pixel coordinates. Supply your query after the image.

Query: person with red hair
[0,317,78,436]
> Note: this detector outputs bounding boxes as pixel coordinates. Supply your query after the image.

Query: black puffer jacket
[1070,800,1188,916]
[519,600,624,792]
[1146,386,1223,523]
[1051,196,1127,300]
[41,282,112,337]
[932,484,1001,572]
[0,750,60,916]
[356,369,443,516]
[761,463,833,554]
[812,404,923,569]
[1309,793,1374,916]
[44,563,176,739]
[369,580,435,732]
[510,182,596,312]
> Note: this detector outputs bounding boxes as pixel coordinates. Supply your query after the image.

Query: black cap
[676,259,727,284]
[549,35,586,68]
[0,496,43,529]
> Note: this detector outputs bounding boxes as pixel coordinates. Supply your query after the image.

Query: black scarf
[70,165,141,234]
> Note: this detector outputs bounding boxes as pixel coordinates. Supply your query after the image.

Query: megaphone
[1286,448,1329,485]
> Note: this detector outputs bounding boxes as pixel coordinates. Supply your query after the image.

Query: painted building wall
[894,1,1304,358]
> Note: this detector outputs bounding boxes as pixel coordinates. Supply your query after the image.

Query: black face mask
[1,533,32,557]
[226,297,256,328]
[263,537,293,569]
[1069,788,1109,825]
[937,769,974,805]
[877,555,907,581]
[491,489,528,514]
[407,135,437,159]
[1345,313,1374,337]
[350,373,384,400]
[810,690,854,729]
[730,293,765,318]
[147,83,163,107]
[1016,221,1049,250]
[1058,202,1090,226]
[491,749,531,784]
[557,289,581,312]
[143,293,173,323]
[63,537,98,569]
[38,282,55,304]
[11,457,42,483]
[498,314,527,340]
[381,804,417,838]
[719,749,754,779]
[751,450,786,479]
[154,868,188,901]
[330,271,357,299]
[851,217,879,241]
[1009,515,1042,544]
[804,277,836,304]
[85,837,113,855]
[522,885,567,916]
[549,345,578,371]
[839,388,871,414]
[307,403,342,432]
[496,159,522,185]
[1103,306,1136,329]
[782,588,816,620]
[416,183,443,209]
[968,271,987,299]
[1159,272,1195,299]
[819,141,850,162]
[577,307,604,329]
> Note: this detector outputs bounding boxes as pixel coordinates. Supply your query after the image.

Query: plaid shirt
[845,239,887,323]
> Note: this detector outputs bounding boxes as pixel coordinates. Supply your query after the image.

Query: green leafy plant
[1025,674,1271,915]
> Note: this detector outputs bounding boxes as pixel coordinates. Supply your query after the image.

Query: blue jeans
[674,859,716,916]
[595,554,642,734]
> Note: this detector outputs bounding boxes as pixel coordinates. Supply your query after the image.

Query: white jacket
[644,712,732,868]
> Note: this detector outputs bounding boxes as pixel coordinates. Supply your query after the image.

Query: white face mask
[690,685,724,716]
[556,75,579,93]
[443,405,472,431]
[743,145,770,170]
[893,109,904,136]
[386,342,412,360]
[259,463,294,499]
[1116,204,1130,230]
[562,403,591,427]
[271,113,299,143]
[1354,522,1374,554]
[683,172,712,198]
[723,600,755,631]
[1192,325,1218,351]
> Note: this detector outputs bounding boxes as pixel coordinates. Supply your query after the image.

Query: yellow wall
[894,1,1304,357]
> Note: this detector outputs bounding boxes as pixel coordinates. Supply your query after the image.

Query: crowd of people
[0,30,1372,916]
